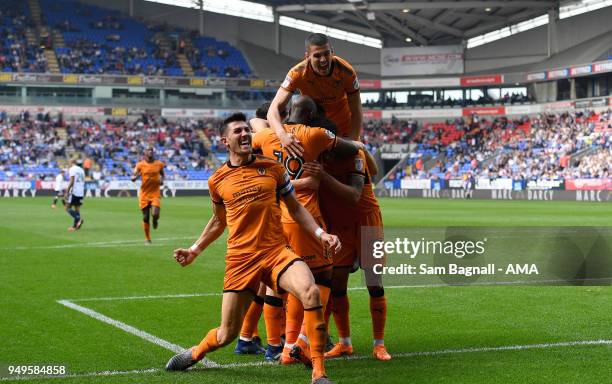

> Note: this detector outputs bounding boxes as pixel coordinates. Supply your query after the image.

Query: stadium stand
[33,0,251,77]
[393,110,611,183]
[0,0,48,73]
[0,111,218,182]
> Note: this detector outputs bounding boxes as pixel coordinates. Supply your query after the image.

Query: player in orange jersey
[165,113,340,384]
[132,146,165,244]
[268,33,362,157]
[252,95,357,364]
[303,145,391,362]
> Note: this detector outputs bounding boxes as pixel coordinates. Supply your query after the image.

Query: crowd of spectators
[400,110,610,182]
[361,118,418,146]
[0,111,217,181]
[0,10,48,73]
[1,108,609,184]
[56,38,170,75]
[363,92,534,109]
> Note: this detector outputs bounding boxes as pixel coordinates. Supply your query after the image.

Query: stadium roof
[147,1,612,49]
[252,0,596,47]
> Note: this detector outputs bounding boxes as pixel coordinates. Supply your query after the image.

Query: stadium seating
[0,0,48,73]
[0,113,218,181]
[188,36,251,78]
[35,0,251,77]
[397,110,611,182]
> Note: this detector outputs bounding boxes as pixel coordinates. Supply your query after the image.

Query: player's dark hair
[220,112,247,136]
[256,102,287,120]
[255,102,271,119]
[305,33,330,50]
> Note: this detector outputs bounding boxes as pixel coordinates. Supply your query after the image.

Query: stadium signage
[377,189,610,202]
[462,107,506,116]
[575,190,610,202]
[547,69,569,79]
[526,180,564,190]
[382,109,462,119]
[161,108,218,118]
[527,190,554,201]
[476,178,513,190]
[381,45,464,76]
[1,189,38,198]
[401,179,431,190]
[144,76,166,85]
[569,65,592,76]
[460,75,503,86]
[565,179,612,191]
[79,75,103,84]
[362,110,383,119]
[448,179,465,189]
[380,77,460,88]
[380,153,404,160]
[526,72,546,81]
[593,62,612,73]
[359,80,381,89]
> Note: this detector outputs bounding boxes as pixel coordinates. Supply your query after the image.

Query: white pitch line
[62,276,612,302]
[1,236,193,251]
[57,300,219,368]
[2,339,611,381]
[69,292,222,302]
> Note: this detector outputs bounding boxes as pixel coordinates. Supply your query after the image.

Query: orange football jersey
[135,160,164,198]
[281,56,359,137]
[207,155,293,254]
[252,124,336,223]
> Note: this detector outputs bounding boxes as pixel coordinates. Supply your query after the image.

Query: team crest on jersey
[257,167,266,175]
[355,158,364,172]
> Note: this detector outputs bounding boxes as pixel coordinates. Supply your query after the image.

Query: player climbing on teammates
[268,33,363,158]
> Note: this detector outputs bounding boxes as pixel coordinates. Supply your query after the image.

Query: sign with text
[381,45,464,76]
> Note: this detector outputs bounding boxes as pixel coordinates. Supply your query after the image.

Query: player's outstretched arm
[347,91,363,140]
[282,191,341,254]
[174,202,227,267]
[268,87,304,157]
[131,166,141,182]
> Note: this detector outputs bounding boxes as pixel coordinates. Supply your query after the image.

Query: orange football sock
[318,284,331,312]
[304,306,326,380]
[280,294,287,338]
[324,296,333,331]
[301,284,330,341]
[332,294,350,338]
[192,328,219,361]
[142,222,150,241]
[240,296,264,339]
[264,295,283,346]
[370,296,387,341]
[284,293,303,345]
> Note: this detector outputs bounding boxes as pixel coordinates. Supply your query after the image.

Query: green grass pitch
[1,197,611,383]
